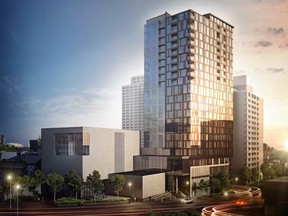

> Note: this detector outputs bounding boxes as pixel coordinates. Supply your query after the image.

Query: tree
[0,145,18,152]
[64,170,82,200]
[29,169,45,196]
[46,173,64,201]
[19,175,30,195]
[216,172,230,191]
[12,175,29,195]
[209,177,220,194]
[108,175,126,199]
[86,170,104,200]
[0,181,10,200]
[251,168,260,184]
[261,163,276,181]
[198,179,209,195]
[272,161,285,177]
[240,166,252,185]
[261,163,270,180]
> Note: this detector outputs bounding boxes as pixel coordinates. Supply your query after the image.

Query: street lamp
[186,181,190,197]
[235,177,238,184]
[128,182,132,195]
[16,184,20,216]
[224,191,228,200]
[7,174,12,209]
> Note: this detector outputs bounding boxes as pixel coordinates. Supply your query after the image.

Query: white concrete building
[231,75,264,175]
[41,127,140,179]
[122,75,144,146]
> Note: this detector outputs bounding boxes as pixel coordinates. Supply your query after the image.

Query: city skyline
[0,0,287,150]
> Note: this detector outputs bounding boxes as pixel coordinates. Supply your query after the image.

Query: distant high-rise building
[231,75,263,175]
[29,138,41,153]
[0,134,5,145]
[122,75,144,146]
[135,9,234,193]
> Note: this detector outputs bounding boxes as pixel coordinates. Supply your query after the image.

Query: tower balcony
[171,51,178,57]
[171,36,177,41]
[171,18,177,24]
[171,66,178,72]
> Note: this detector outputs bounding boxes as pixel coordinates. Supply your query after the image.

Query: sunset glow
[0,0,287,150]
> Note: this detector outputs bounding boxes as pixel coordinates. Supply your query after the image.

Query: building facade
[135,9,234,193]
[41,127,140,180]
[107,170,166,201]
[122,75,144,146]
[231,75,263,175]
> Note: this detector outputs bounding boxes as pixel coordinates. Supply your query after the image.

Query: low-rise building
[107,169,166,201]
[41,127,140,180]
[0,152,41,179]
[264,176,288,216]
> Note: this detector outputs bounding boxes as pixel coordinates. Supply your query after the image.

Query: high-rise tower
[231,75,263,175]
[122,75,144,146]
[135,9,234,192]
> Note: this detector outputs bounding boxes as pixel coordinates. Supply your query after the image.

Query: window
[55,132,90,156]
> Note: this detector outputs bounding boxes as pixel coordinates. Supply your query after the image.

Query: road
[0,186,263,216]
[201,186,264,216]
[0,200,200,216]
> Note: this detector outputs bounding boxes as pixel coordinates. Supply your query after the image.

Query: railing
[151,191,172,201]
[178,191,187,198]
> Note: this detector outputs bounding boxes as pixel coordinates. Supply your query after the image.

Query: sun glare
[283,140,288,151]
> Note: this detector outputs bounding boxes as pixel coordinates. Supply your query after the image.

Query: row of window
[170,147,232,157]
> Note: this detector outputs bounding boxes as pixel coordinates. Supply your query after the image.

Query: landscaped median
[54,197,130,207]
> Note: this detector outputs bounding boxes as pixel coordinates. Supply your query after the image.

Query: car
[181,197,193,204]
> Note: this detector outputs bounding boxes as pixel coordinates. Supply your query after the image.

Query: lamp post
[235,177,238,184]
[186,181,190,197]
[16,184,20,216]
[224,191,228,200]
[128,182,132,196]
[7,175,12,209]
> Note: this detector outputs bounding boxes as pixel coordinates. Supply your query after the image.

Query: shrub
[54,197,85,205]
[54,197,127,205]
[18,195,38,201]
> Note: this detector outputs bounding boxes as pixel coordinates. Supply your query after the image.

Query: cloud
[267,27,285,35]
[279,42,288,49]
[22,87,122,128]
[255,40,273,47]
[0,76,13,93]
[267,68,286,74]
[0,76,26,98]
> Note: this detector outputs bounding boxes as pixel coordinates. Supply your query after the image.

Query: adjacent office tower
[231,75,263,175]
[122,75,144,146]
[135,9,234,191]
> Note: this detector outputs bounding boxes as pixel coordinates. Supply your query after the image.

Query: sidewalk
[1,195,131,210]
[0,200,53,210]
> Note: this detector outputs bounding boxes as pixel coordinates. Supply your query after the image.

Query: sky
[0,0,287,149]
